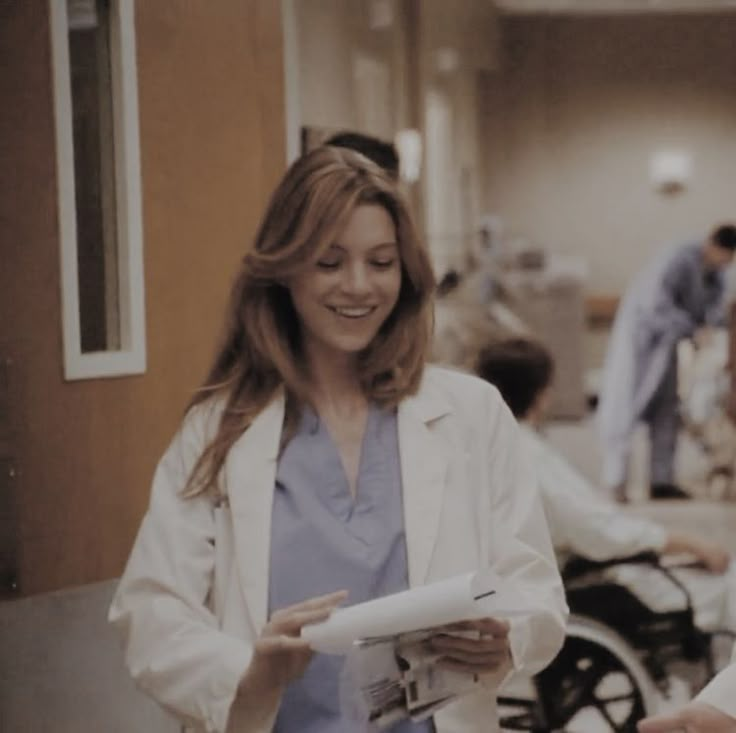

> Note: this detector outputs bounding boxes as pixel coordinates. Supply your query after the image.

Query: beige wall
[418,0,500,275]
[481,13,736,293]
[295,0,412,138]
[0,0,285,596]
[293,0,501,274]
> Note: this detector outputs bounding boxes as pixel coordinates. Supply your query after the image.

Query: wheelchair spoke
[594,692,639,704]
[532,635,647,732]
[596,702,619,730]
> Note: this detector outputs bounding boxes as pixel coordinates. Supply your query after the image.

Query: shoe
[650,483,691,500]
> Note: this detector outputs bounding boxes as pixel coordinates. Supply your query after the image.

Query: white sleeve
[531,435,668,561]
[485,398,569,676]
[695,645,736,720]
[108,409,262,733]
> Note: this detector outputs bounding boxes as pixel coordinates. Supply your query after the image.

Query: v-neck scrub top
[268,404,434,733]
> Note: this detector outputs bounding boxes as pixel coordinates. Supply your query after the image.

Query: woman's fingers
[255,635,311,655]
[440,617,510,637]
[441,650,508,667]
[293,589,349,611]
[436,652,508,673]
[431,633,508,655]
[272,589,348,619]
[269,605,337,636]
[265,589,348,641]
[432,639,510,672]
[429,618,512,673]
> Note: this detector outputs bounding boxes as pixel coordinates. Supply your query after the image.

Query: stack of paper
[302,569,529,728]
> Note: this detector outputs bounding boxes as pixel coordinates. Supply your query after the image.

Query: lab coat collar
[398,370,452,587]
[224,370,453,631]
[225,390,284,631]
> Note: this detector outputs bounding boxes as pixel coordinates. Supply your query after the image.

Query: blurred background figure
[597,225,736,503]
[430,262,531,372]
[477,337,736,640]
[325,130,400,180]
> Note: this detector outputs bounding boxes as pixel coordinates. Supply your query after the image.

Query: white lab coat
[596,241,727,488]
[109,366,567,733]
[519,424,736,634]
[696,646,736,720]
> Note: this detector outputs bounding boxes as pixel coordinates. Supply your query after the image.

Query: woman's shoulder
[173,395,227,450]
[419,364,508,416]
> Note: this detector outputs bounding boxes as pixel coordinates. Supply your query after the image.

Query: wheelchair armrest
[562,551,699,620]
[562,551,661,582]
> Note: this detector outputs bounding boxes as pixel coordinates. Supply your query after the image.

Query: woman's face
[287,203,402,366]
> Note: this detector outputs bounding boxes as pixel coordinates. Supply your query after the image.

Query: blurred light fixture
[394,129,422,183]
[368,0,394,30]
[649,150,692,194]
[434,47,460,74]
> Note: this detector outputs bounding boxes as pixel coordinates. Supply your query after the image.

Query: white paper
[304,569,533,727]
[340,630,485,729]
[302,568,528,654]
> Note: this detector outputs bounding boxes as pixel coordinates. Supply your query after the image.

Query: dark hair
[475,338,554,418]
[436,269,462,297]
[325,131,400,179]
[712,225,736,251]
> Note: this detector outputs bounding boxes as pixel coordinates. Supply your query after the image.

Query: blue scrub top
[268,404,434,733]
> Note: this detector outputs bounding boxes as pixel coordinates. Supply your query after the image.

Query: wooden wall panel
[0,0,285,595]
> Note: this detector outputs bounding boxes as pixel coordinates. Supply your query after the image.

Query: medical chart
[301,569,530,728]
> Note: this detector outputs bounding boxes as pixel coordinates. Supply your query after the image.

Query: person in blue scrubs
[110,146,567,733]
[597,225,736,502]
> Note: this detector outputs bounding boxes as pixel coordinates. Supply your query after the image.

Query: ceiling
[494,0,736,14]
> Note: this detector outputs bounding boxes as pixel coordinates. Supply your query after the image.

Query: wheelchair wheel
[500,615,659,732]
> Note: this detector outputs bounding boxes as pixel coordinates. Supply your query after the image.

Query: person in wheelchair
[477,337,736,731]
[476,337,735,635]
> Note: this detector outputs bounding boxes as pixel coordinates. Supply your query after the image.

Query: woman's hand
[429,617,511,675]
[637,701,736,732]
[239,589,348,696]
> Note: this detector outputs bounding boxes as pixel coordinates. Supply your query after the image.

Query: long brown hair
[184,146,436,496]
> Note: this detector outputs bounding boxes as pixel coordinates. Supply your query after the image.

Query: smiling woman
[287,204,402,366]
[109,146,567,733]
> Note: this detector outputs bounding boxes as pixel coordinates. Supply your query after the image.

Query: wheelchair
[498,552,735,732]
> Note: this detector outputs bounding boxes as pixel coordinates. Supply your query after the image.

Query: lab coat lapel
[225,392,284,631]
[398,377,451,587]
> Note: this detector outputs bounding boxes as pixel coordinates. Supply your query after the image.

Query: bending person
[109,148,567,733]
[476,337,736,639]
[597,225,736,502]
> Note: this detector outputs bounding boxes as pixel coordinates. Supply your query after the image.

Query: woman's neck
[304,348,365,416]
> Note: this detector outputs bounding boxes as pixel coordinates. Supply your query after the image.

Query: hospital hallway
[5,0,736,730]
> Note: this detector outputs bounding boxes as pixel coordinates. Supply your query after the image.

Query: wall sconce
[394,128,422,183]
[434,47,460,75]
[368,0,394,30]
[649,150,692,194]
